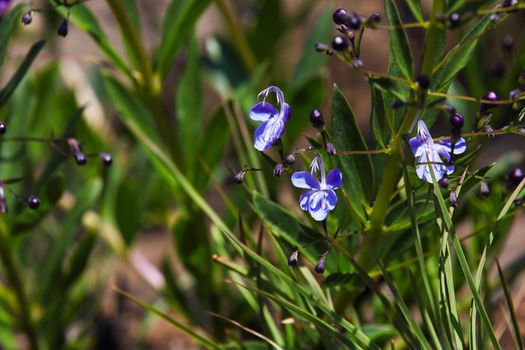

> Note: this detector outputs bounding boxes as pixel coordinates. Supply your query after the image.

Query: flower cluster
[409,120,466,183]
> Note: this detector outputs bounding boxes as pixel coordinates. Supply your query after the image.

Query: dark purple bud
[439,174,449,189]
[27,195,40,209]
[502,0,518,8]
[481,91,499,111]
[314,255,326,274]
[284,153,296,165]
[0,121,6,135]
[366,12,382,27]
[485,125,495,138]
[513,197,523,206]
[450,191,459,207]
[99,152,112,167]
[0,186,6,214]
[490,13,500,23]
[353,58,363,68]
[332,8,349,25]
[450,112,464,129]
[21,11,32,25]
[288,249,299,266]
[346,15,361,30]
[331,35,349,52]
[74,152,87,166]
[480,180,490,197]
[502,35,514,52]
[326,143,336,156]
[506,167,524,188]
[233,171,245,184]
[416,75,430,90]
[449,12,461,27]
[310,108,324,129]
[510,88,520,101]
[273,163,284,177]
[57,19,68,37]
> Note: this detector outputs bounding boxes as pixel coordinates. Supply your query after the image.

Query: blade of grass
[495,260,523,350]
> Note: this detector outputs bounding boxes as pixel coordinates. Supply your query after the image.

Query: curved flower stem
[0,219,40,350]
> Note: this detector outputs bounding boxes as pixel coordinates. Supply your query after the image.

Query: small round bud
[326,143,336,156]
[27,195,40,209]
[439,174,449,189]
[99,153,112,167]
[506,167,524,188]
[490,13,500,23]
[346,15,361,30]
[57,19,68,37]
[513,197,523,206]
[480,180,490,197]
[0,122,7,135]
[449,112,464,129]
[314,255,326,274]
[309,108,324,129]
[416,75,430,90]
[273,163,284,177]
[332,8,349,25]
[353,58,363,69]
[233,171,244,184]
[331,35,349,52]
[450,191,459,207]
[288,249,299,267]
[74,152,87,166]
[449,12,461,27]
[481,91,499,111]
[21,11,32,25]
[510,88,520,101]
[366,12,382,27]
[284,153,296,165]
[502,35,514,53]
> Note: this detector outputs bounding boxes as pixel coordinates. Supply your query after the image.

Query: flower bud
[233,171,245,184]
[273,163,284,177]
[366,13,382,28]
[326,143,336,156]
[74,152,87,166]
[57,19,68,37]
[450,191,459,207]
[506,167,524,188]
[284,153,296,165]
[449,112,464,129]
[490,13,500,23]
[332,8,349,25]
[509,88,520,101]
[513,197,523,206]
[21,11,32,25]
[309,108,324,129]
[502,35,514,53]
[99,152,112,167]
[27,195,40,209]
[314,255,326,274]
[480,180,490,197]
[331,35,349,52]
[416,75,430,90]
[480,91,499,111]
[0,186,7,214]
[0,121,6,135]
[314,42,331,54]
[288,249,299,266]
[449,12,461,27]
[439,174,449,189]
[502,0,518,8]
[346,15,361,30]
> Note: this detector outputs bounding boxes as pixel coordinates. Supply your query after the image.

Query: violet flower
[409,120,466,183]
[291,155,342,221]
[249,86,290,151]
[0,0,11,18]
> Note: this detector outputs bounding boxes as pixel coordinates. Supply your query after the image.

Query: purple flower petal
[308,191,330,221]
[253,117,284,151]
[326,168,342,189]
[299,190,314,211]
[452,137,466,154]
[249,102,278,122]
[291,171,320,190]
[325,189,338,210]
[409,137,423,155]
[281,103,291,122]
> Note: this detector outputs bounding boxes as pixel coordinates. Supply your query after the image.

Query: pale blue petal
[409,137,423,155]
[253,118,284,151]
[249,102,278,122]
[281,103,291,122]
[299,190,314,211]
[452,137,466,154]
[308,191,329,221]
[326,169,342,189]
[291,172,320,190]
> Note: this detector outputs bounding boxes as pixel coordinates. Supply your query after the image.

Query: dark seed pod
[480,91,499,111]
[309,108,324,129]
[27,195,40,209]
[346,15,361,30]
[331,35,349,52]
[366,12,382,27]
[21,11,32,25]
[449,113,464,129]
[57,19,68,37]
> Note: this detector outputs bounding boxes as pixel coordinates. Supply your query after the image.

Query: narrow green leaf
[156,0,211,79]
[496,260,523,350]
[331,85,374,209]
[406,0,424,22]
[0,4,28,69]
[385,0,413,80]
[0,40,46,105]
[291,9,331,90]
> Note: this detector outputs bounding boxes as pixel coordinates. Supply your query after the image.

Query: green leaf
[405,0,424,23]
[0,40,46,105]
[385,0,413,81]
[331,85,374,211]
[61,232,97,290]
[123,0,141,34]
[431,15,492,92]
[370,86,391,148]
[0,4,28,69]
[60,4,132,80]
[176,37,203,171]
[156,0,211,79]
[291,9,331,91]
[496,260,523,350]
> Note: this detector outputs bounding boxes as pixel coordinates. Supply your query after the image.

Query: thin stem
[337,149,390,155]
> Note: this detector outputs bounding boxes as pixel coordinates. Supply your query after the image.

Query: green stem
[0,219,40,350]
